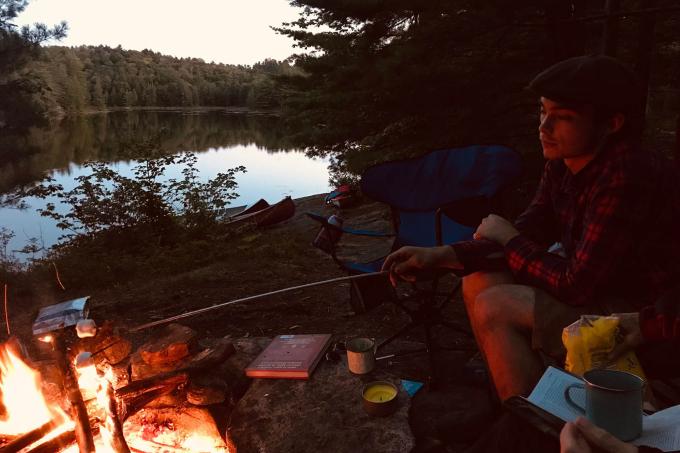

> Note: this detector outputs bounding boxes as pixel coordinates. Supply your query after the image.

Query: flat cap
[528,55,642,114]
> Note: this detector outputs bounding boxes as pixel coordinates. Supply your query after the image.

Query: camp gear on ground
[325,184,357,208]
[312,214,344,254]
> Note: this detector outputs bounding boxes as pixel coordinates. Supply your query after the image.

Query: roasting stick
[130,271,390,332]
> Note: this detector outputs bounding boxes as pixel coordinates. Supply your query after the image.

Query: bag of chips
[562,315,645,379]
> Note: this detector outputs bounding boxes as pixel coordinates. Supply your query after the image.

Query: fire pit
[0,305,239,453]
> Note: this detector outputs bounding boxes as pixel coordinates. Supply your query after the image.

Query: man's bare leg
[469,284,544,400]
[462,271,515,307]
[461,271,515,360]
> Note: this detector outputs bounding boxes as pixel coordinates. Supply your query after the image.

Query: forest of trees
[0,0,299,131]
[26,46,298,116]
[2,0,680,177]
[275,0,680,177]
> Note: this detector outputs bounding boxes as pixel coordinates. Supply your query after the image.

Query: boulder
[228,351,414,453]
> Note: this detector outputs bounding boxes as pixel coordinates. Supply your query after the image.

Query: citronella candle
[362,381,398,417]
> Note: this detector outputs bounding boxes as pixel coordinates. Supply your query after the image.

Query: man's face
[538,97,599,160]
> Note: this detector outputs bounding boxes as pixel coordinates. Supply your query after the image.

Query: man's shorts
[531,286,636,359]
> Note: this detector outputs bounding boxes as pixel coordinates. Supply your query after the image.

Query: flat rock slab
[229,353,414,453]
[124,405,233,452]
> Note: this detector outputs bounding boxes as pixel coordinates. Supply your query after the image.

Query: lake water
[0,111,331,258]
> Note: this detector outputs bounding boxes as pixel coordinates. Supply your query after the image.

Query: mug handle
[564,383,586,415]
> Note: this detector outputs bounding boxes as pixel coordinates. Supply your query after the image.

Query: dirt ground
[7,193,490,451]
[73,194,475,357]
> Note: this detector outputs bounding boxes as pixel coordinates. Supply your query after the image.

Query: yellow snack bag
[562,315,645,379]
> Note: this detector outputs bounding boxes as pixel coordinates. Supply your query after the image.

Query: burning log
[52,333,96,453]
[115,372,188,421]
[99,378,130,453]
[84,323,132,366]
[0,420,61,453]
[25,430,76,453]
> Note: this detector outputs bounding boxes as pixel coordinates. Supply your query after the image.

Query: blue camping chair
[308,145,523,379]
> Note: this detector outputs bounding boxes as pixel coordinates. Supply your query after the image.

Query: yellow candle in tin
[363,383,397,402]
[362,381,399,416]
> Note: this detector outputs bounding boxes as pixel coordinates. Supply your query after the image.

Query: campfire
[0,314,235,453]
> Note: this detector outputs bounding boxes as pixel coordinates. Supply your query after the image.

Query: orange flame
[0,345,54,435]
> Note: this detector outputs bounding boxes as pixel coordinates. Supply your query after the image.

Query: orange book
[245,334,332,379]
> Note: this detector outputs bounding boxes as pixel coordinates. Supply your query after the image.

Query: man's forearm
[449,240,508,274]
[432,245,464,270]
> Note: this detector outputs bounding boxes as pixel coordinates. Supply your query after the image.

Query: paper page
[529,368,680,451]
[527,366,586,422]
[634,404,680,451]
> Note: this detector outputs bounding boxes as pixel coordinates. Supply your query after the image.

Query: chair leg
[372,279,478,385]
[377,320,421,351]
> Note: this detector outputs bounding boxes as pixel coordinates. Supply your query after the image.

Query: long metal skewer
[129,271,389,332]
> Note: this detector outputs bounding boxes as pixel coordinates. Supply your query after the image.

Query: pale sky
[15,0,303,66]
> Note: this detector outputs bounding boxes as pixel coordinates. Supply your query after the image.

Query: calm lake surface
[0,111,331,256]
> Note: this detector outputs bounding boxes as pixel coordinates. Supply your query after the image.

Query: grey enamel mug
[346,337,376,374]
[564,369,644,441]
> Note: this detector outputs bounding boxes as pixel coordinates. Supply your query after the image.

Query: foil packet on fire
[32,296,91,335]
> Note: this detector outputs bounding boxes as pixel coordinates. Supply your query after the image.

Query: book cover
[245,334,332,379]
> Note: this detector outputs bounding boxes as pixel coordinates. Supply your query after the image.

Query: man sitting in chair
[382,55,680,401]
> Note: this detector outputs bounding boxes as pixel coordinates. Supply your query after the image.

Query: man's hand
[474,214,520,246]
[560,421,592,453]
[608,312,644,363]
[560,417,638,453]
[381,246,461,287]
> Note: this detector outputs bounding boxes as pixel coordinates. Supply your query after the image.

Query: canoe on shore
[226,196,295,227]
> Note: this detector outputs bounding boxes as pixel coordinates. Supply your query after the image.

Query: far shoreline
[78,105,281,116]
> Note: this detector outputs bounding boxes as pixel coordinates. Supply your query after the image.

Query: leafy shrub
[27,152,246,243]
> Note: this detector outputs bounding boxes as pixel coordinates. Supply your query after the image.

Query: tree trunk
[635,0,658,118]
[544,0,589,62]
[675,113,680,162]
[602,0,622,56]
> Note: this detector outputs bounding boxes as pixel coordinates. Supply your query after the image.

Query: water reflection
[0,111,330,256]
[0,110,295,193]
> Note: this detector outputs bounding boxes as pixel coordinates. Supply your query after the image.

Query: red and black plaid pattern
[454,142,680,311]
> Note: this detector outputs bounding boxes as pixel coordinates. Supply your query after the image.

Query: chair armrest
[305,212,395,237]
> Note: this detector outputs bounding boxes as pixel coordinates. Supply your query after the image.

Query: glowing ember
[183,433,226,452]
[95,369,118,453]
[0,344,54,435]
[75,352,99,401]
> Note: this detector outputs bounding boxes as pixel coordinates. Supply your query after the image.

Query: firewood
[101,379,130,453]
[115,372,188,400]
[184,337,235,369]
[131,336,233,381]
[0,420,61,453]
[138,324,196,367]
[52,333,96,453]
[130,351,177,381]
[80,322,132,365]
[115,372,188,421]
[100,361,130,390]
[25,430,75,453]
[186,375,228,406]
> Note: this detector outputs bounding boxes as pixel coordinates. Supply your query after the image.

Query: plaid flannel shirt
[452,143,680,319]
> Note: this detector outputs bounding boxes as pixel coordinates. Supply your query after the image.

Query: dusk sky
[15,0,303,66]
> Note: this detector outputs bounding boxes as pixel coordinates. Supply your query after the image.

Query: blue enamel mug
[564,369,644,441]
